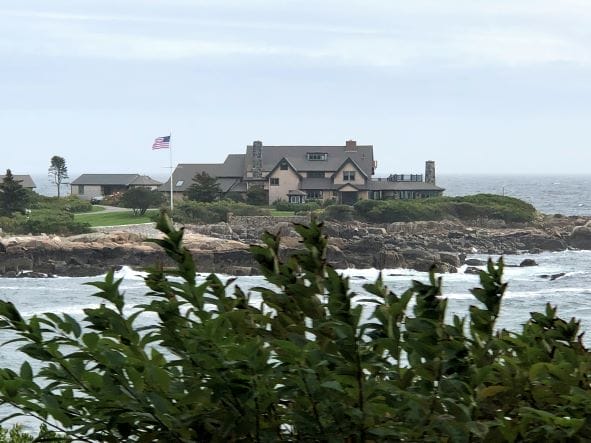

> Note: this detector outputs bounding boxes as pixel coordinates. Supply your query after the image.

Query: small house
[70,174,162,200]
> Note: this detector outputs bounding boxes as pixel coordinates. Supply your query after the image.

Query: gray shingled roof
[129,175,163,186]
[160,155,246,192]
[71,174,143,186]
[0,175,36,189]
[299,178,336,190]
[245,144,374,176]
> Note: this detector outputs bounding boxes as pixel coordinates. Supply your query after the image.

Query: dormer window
[307,152,328,161]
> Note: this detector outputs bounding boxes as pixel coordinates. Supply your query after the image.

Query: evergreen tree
[246,185,268,206]
[48,155,69,198]
[0,169,30,216]
[185,171,221,202]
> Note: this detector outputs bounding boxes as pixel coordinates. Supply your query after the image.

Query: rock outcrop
[1,214,590,277]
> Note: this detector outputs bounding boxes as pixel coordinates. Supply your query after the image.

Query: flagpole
[169,131,174,213]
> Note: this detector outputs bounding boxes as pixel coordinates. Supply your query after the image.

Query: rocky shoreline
[2,215,591,278]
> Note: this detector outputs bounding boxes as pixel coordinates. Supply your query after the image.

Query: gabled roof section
[71,174,142,186]
[245,142,374,177]
[160,154,246,192]
[330,157,369,180]
[337,183,360,191]
[0,174,36,189]
[129,175,163,186]
[265,157,303,180]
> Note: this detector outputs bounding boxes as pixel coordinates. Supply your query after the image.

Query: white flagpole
[169,131,174,213]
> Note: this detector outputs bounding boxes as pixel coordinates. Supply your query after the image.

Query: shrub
[0,209,91,235]
[323,204,354,221]
[37,195,93,213]
[102,192,123,206]
[354,194,537,224]
[0,215,590,441]
[272,199,321,213]
[0,216,19,234]
[173,200,269,224]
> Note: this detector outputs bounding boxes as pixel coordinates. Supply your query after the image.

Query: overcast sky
[2,0,590,176]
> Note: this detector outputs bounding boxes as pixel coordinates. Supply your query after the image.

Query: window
[175,180,184,187]
[343,171,356,181]
[280,161,288,170]
[270,178,280,186]
[290,195,303,203]
[307,190,322,199]
[78,185,85,194]
[306,152,328,161]
[307,171,325,178]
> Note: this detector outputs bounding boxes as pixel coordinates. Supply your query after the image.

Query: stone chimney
[252,140,263,178]
[345,140,357,152]
[425,160,436,184]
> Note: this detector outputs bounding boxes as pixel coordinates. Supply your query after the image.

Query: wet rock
[373,251,405,269]
[465,258,486,266]
[539,272,566,281]
[464,266,482,275]
[438,252,461,267]
[519,258,538,267]
[568,224,591,249]
[16,271,49,278]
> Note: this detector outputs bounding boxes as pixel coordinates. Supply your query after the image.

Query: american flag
[152,135,171,150]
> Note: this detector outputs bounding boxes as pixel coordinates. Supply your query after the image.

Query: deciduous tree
[48,155,69,198]
[120,188,164,215]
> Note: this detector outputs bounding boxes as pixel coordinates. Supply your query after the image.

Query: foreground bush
[172,200,269,224]
[354,193,537,224]
[0,424,66,442]
[0,214,590,441]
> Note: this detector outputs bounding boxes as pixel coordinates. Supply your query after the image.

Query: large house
[0,174,36,190]
[161,140,444,204]
[70,174,162,200]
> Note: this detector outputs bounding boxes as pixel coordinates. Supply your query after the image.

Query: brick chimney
[425,160,436,184]
[345,140,357,152]
[252,140,263,178]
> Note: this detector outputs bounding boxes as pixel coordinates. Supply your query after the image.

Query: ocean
[3,173,591,431]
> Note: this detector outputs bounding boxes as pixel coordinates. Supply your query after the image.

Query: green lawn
[90,205,107,212]
[75,209,158,227]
